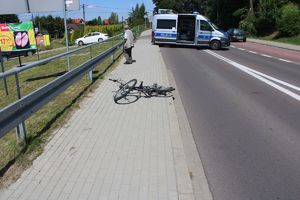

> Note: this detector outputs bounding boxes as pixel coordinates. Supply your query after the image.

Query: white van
[152,13,230,50]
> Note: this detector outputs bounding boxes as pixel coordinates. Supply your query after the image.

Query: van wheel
[210,40,221,50]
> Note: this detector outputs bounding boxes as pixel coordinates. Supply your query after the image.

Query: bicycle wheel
[164,87,175,93]
[114,79,137,102]
[155,86,175,96]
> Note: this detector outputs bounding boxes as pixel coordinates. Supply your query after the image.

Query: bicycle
[109,78,175,103]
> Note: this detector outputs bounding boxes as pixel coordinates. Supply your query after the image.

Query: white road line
[204,50,300,102]
[235,48,295,64]
[278,58,292,63]
[243,66,300,92]
[261,54,272,58]
[231,45,236,48]
[249,51,257,54]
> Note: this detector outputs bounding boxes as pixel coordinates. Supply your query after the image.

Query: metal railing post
[111,39,115,62]
[89,46,93,59]
[87,46,93,82]
[1,51,9,95]
[15,73,27,145]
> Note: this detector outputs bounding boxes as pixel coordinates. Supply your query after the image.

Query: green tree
[33,15,65,38]
[109,12,119,24]
[86,18,99,26]
[128,3,148,26]
[0,14,20,23]
[97,16,102,25]
[277,3,300,36]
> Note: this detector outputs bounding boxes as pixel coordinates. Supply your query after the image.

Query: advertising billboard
[0,22,37,52]
[0,0,80,14]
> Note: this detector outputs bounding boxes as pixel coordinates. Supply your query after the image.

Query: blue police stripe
[198,35,212,40]
[155,32,177,38]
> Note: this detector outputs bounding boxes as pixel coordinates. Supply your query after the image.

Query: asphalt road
[160,43,300,200]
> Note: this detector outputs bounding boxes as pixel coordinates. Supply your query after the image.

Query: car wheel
[243,38,247,42]
[27,51,33,56]
[78,41,84,46]
[2,56,8,62]
[98,38,103,43]
[210,40,221,50]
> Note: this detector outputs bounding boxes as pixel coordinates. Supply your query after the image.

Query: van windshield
[209,22,219,30]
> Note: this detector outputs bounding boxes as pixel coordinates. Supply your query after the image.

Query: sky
[19,0,154,22]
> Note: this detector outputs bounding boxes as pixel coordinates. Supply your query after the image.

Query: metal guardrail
[0,34,122,79]
[0,34,123,141]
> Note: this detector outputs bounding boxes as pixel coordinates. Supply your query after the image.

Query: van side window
[200,20,212,31]
[157,19,176,29]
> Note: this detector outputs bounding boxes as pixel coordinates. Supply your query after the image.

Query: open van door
[177,15,196,44]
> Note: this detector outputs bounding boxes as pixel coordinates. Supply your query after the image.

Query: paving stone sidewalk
[0,31,196,200]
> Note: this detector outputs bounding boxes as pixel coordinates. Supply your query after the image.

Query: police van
[152,12,230,50]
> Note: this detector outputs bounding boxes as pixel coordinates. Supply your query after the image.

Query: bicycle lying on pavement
[109,78,175,103]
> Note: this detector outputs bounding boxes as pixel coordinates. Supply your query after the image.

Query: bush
[70,25,84,42]
[255,0,283,35]
[239,15,257,36]
[277,3,300,37]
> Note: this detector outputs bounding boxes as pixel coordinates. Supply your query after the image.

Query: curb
[247,38,300,52]
[160,47,214,200]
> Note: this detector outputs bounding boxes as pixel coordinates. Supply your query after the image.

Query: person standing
[123,25,134,64]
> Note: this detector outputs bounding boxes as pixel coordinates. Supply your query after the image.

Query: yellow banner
[43,35,50,47]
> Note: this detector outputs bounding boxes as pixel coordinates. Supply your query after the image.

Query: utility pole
[216,0,219,25]
[249,0,254,16]
[64,0,71,71]
[82,4,86,24]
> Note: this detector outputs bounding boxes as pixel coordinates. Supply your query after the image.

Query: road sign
[0,0,80,14]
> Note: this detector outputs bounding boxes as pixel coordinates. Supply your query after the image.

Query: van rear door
[154,19,177,43]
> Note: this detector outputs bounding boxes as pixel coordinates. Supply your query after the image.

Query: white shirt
[124,30,134,49]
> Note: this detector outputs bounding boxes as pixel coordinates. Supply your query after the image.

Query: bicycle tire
[164,87,175,93]
[155,86,175,95]
[114,79,137,102]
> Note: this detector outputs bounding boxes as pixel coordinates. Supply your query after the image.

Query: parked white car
[75,32,109,46]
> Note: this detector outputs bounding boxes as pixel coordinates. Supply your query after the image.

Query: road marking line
[245,66,300,92]
[249,51,257,54]
[238,48,245,51]
[278,58,292,63]
[231,45,236,48]
[204,50,300,102]
[261,54,272,58]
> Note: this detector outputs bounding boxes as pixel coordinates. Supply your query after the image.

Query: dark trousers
[124,47,133,61]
